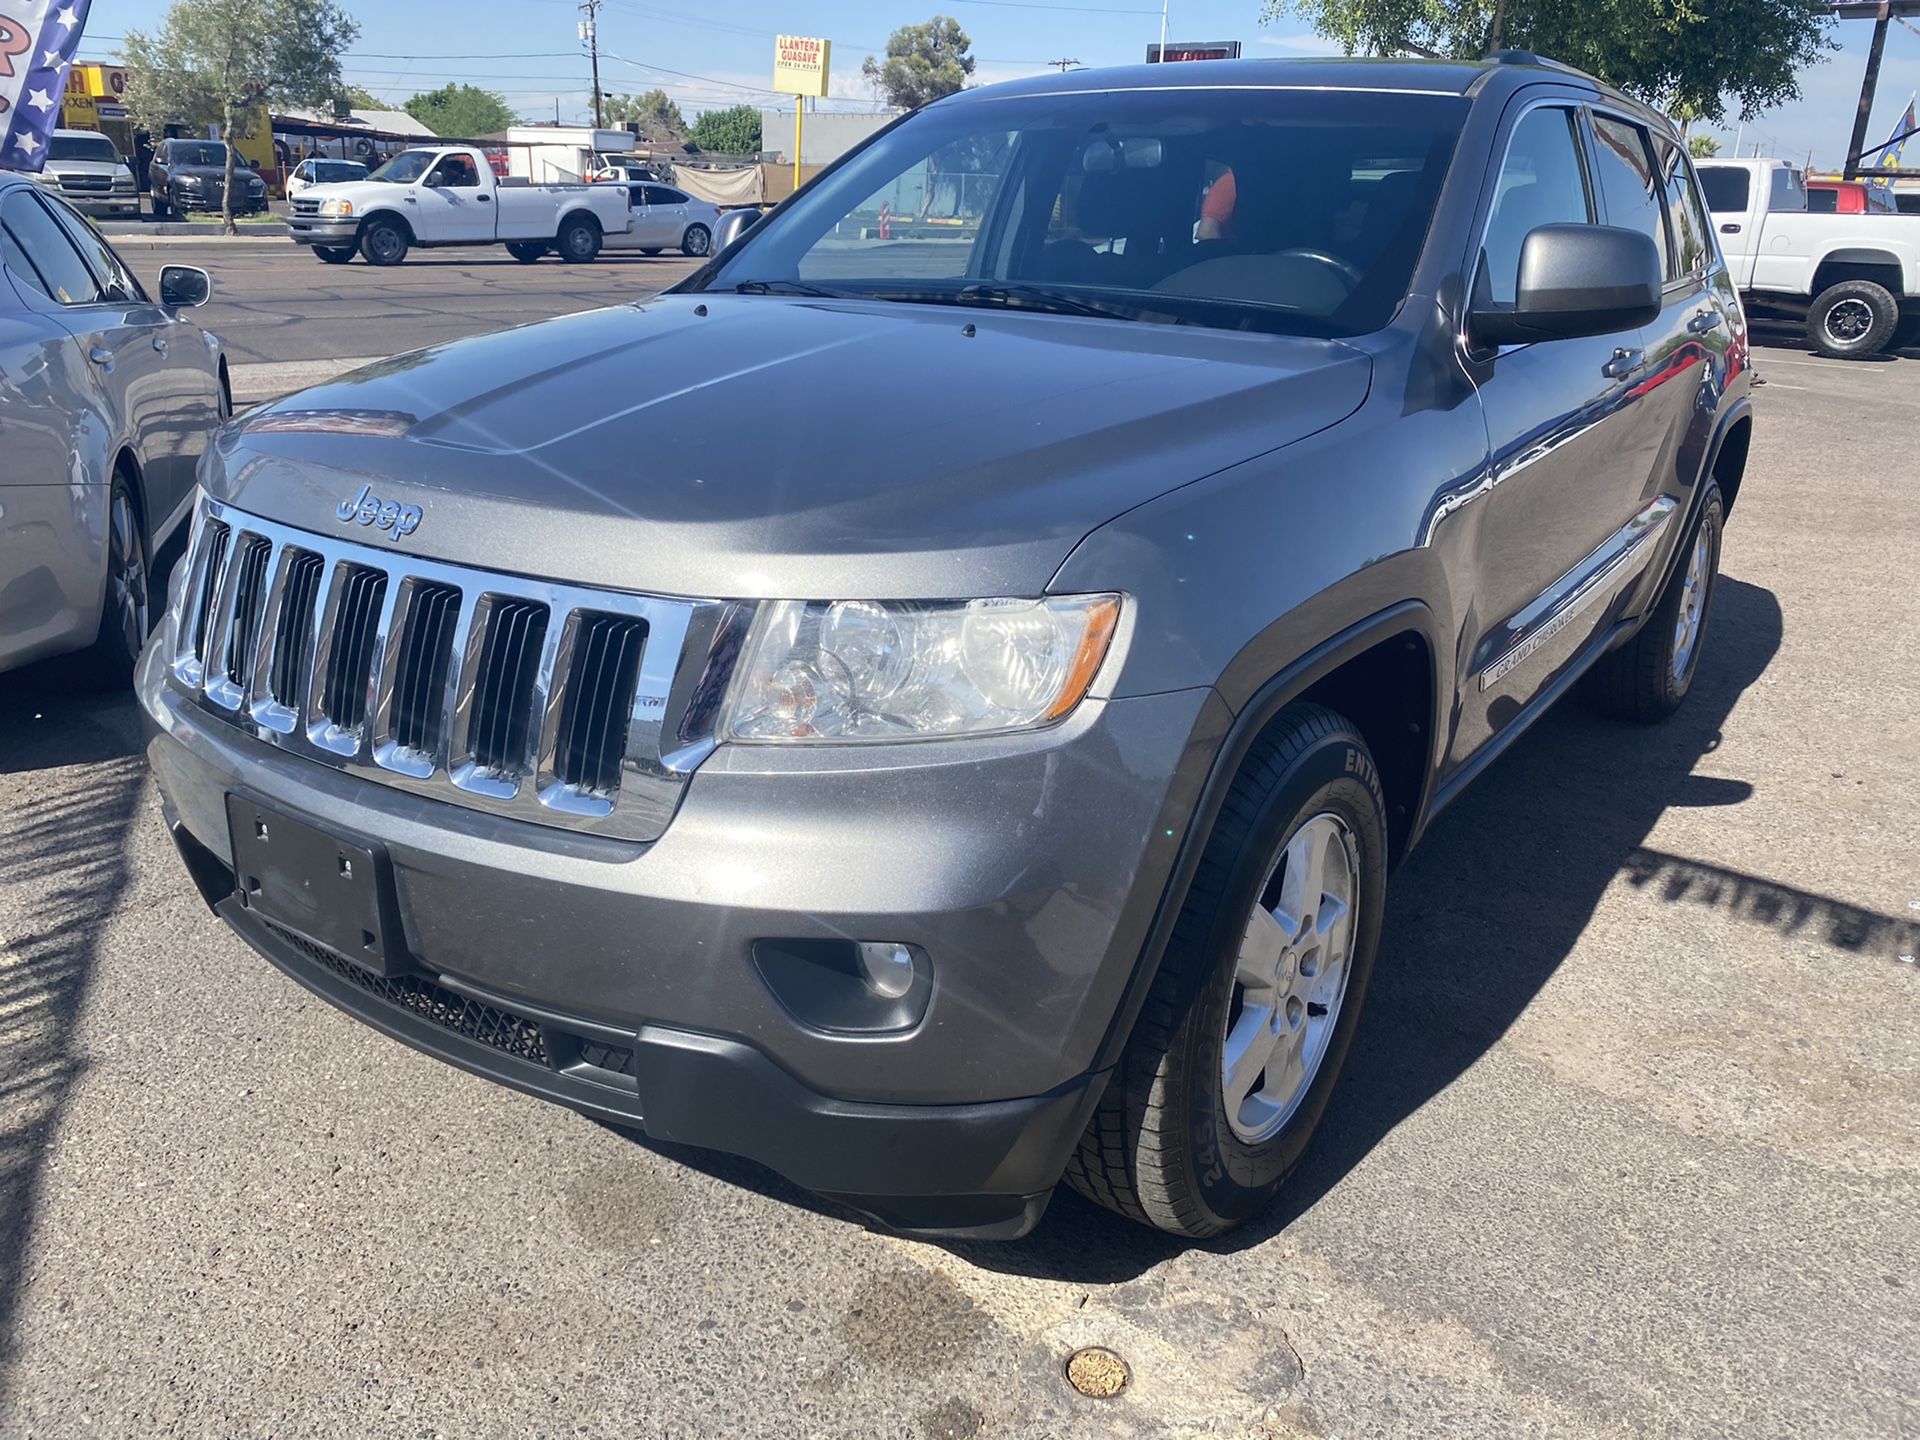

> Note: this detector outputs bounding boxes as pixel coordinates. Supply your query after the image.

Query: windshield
[49,135,120,164]
[696,87,1465,337]
[369,149,439,184]
[314,161,366,182]
[169,142,228,168]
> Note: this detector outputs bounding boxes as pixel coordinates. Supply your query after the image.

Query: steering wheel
[1273,248,1365,289]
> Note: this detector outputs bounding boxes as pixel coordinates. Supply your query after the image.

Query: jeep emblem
[336,483,422,542]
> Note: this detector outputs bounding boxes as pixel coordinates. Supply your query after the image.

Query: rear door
[1450,99,1673,769]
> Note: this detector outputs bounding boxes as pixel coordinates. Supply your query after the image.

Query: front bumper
[139,638,1223,1236]
[64,195,141,218]
[286,218,360,246]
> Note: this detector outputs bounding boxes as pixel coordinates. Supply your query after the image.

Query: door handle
[1602,347,1642,379]
[152,335,169,352]
[88,345,114,369]
[1719,222,1742,234]
[477,194,491,203]
[1686,310,1722,335]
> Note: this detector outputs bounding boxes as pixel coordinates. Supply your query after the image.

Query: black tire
[1890,312,1920,353]
[640,248,662,257]
[150,192,169,220]
[1584,482,1725,723]
[73,473,153,689]
[506,241,548,263]
[1064,703,1389,1238]
[1806,279,1899,358]
[359,217,409,266]
[556,215,602,263]
[681,224,711,258]
[314,245,354,265]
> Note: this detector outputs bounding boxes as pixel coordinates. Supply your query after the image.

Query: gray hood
[212,294,1371,599]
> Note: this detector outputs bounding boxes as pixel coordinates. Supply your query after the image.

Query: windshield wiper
[859,281,1144,322]
[726,279,851,297]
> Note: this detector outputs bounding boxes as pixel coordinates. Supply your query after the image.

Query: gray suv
[138,55,1753,1240]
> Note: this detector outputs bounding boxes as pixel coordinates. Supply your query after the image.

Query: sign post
[772,33,830,194]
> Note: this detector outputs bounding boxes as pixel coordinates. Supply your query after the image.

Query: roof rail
[1485,48,1567,69]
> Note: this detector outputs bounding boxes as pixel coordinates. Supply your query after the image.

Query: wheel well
[1811,254,1904,297]
[360,210,413,243]
[1289,628,1434,866]
[112,448,147,532]
[1712,414,1750,514]
[560,209,602,235]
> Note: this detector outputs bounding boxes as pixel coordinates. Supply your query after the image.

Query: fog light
[856,941,916,999]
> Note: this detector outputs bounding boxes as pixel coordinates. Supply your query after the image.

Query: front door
[414,152,495,243]
[1450,101,1672,772]
[1697,164,1759,288]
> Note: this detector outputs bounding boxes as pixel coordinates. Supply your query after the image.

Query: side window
[1657,142,1710,281]
[1481,106,1592,306]
[1590,114,1669,277]
[45,196,143,302]
[0,191,102,306]
[1769,166,1806,212]
[432,154,480,188]
[1698,166,1749,215]
[660,188,688,205]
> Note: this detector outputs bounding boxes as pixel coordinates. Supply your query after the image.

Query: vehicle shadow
[1748,320,1912,361]
[0,676,147,1385]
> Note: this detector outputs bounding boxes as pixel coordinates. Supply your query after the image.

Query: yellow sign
[76,64,130,100]
[773,34,831,98]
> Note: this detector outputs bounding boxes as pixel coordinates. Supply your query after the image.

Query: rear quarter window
[1698,166,1749,215]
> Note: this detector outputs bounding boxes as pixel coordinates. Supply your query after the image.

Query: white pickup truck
[286,145,632,267]
[1694,157,1920,358]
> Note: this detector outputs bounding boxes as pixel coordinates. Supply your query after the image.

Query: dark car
[139,54,1751,1241]
[149,138,267,219]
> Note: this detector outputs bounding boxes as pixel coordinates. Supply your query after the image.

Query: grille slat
[324,565,388,733]
[391,582,461,755]
[556,612,648,796]
[223,536,273,690]
[471,598,548,777]
[270,550,325,710]
[191,521,233,667]
[168,501,707,842]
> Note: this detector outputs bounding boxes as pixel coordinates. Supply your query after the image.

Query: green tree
[604,89,688,142]
[689,104,762,155]
[862,16,975,110]
[403,83,517,139]
[1689,133,1722,158]
[122,0,359,233]
[1264,0,1834,124]
[342,84,381,110]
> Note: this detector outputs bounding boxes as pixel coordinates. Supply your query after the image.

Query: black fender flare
[1089,599,1445,1075]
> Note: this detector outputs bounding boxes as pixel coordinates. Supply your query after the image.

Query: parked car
[139,53,1751,1241]
[1806,178,1901,215]
[1696,156,1920,356]
[286,157,368,198]
[603,181,719,257]
[149,138,268,220]
[285,145,634,266]
[0,173,228,684]
[33,129,140,220]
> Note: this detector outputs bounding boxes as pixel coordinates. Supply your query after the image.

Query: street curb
[99,226,290,243]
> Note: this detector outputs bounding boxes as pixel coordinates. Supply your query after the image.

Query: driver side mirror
[712,207,764,253]
[159,264,211,308]
[1470,223,1661,347]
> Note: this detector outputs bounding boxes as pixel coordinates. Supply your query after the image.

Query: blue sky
[81,1,1920,167]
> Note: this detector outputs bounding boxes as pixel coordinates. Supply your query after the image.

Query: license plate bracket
[227,795,407,978]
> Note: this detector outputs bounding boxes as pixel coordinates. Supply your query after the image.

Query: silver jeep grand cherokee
[139,55,1752,1240]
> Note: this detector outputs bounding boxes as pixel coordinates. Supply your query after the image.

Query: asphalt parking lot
[1,289,1916,1434]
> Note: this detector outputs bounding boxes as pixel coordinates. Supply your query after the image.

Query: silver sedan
[0,171,228,685]
[602,181,721,258]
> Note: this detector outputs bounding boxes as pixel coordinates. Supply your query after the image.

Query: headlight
[176,175,204,187]
[319,198,354,217]
[721,595,1120,743]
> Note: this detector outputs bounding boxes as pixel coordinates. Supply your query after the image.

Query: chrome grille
[167,498,735,842]
[292,197,321,216]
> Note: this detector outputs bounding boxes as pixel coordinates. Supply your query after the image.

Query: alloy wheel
[1670,527,1711,683]
[1825,297,1874,344]
[106,487,149,659]
[1220,811,1360,1144]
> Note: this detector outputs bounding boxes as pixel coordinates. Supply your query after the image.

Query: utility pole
[1048,58,1081,72]
[579,0,603,130]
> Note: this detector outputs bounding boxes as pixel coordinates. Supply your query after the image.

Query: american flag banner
[0,1,93,175]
